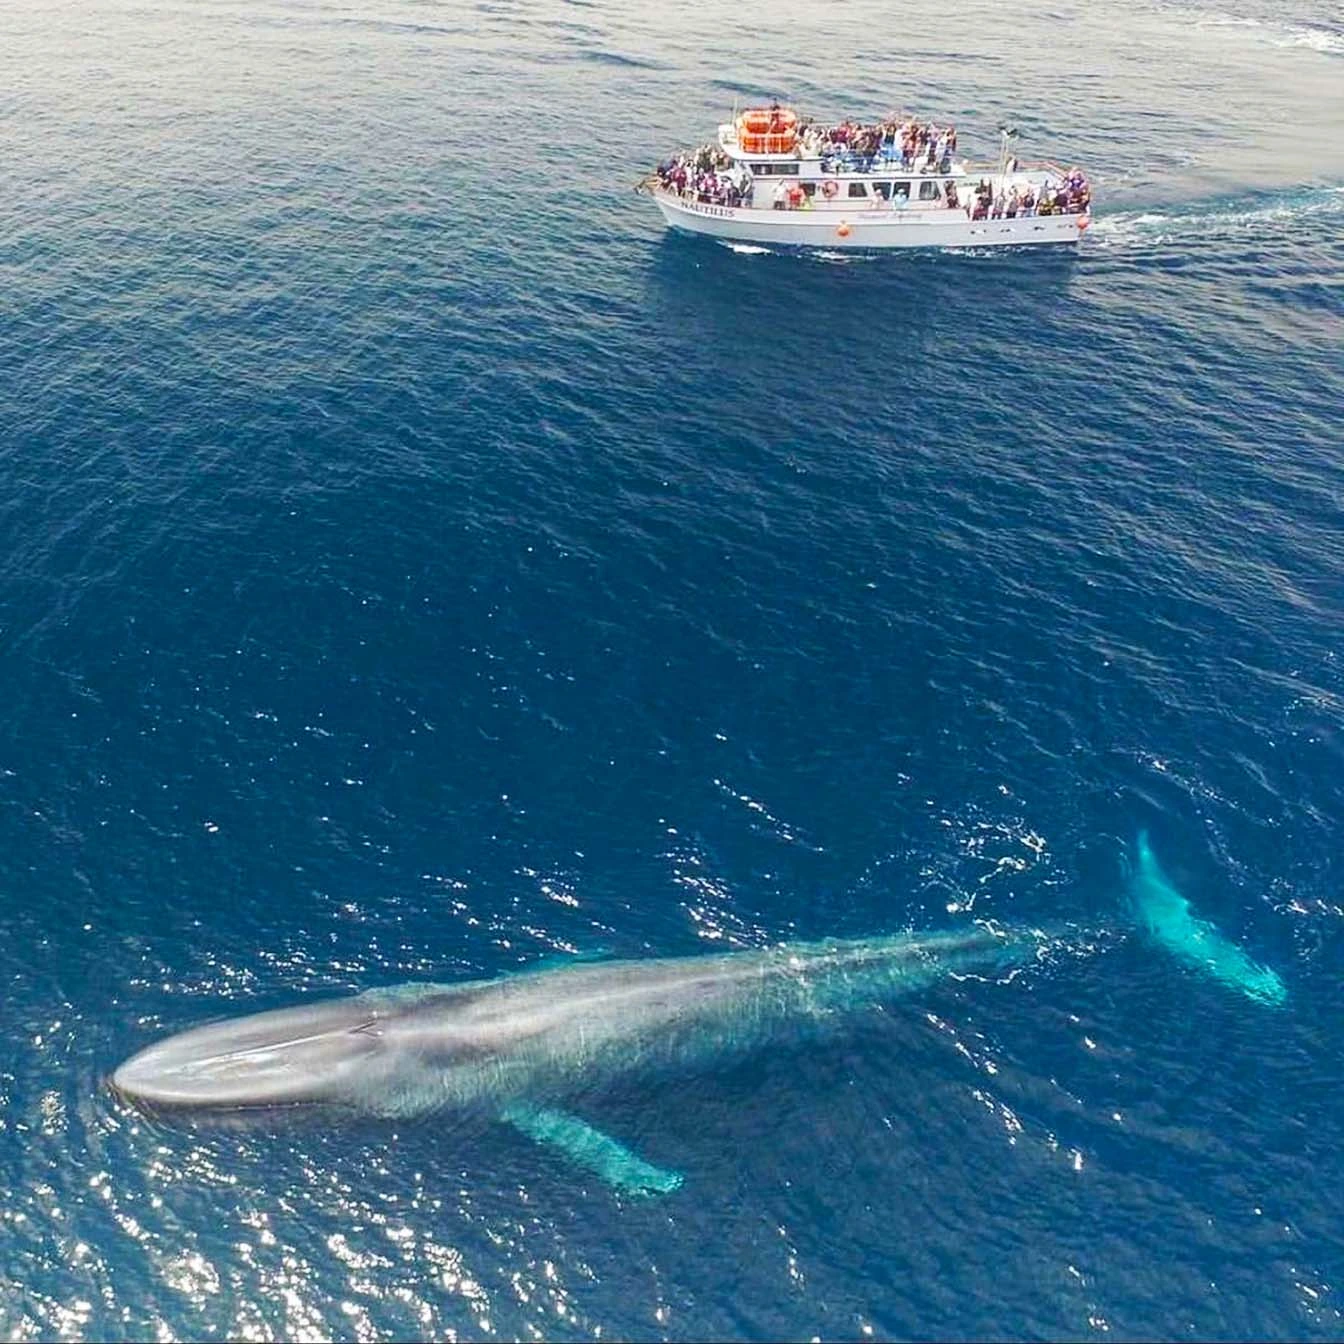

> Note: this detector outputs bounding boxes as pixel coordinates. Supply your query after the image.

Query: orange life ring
[821,179,839,199]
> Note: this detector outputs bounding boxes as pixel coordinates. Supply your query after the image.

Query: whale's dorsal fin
[515,947,616,977]
[501,1103,683,1196]
[353,982,457,1008]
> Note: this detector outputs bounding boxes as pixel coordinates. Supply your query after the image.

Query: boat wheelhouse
[639,106,1093,250]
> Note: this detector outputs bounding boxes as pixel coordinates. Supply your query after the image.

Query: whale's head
[111,997,392,1113]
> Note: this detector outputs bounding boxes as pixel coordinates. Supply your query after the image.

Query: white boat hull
[652,191,1087,250]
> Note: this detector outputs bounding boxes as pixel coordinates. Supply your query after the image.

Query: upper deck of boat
[721,128,1061,180]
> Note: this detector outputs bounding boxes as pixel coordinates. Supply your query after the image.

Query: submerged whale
[113,925,1046,1193]
[112,836,1284,1194]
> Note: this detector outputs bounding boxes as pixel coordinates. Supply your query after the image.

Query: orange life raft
[736,106,798,155]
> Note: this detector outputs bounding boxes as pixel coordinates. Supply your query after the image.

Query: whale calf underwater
[112,835,1285,1194]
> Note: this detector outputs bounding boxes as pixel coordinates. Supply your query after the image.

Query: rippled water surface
[1,0,1343,1338]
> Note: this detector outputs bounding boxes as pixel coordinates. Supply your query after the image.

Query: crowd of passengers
[964,168,1092,217]
[799,115,960,173]
[653,115,1092,216]
[654,144,753,207]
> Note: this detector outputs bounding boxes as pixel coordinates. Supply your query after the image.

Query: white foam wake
[1187,8,1344,56]
[1276,27,1344,55]
[1088,186,1344,250]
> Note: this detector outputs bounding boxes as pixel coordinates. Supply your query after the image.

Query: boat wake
[808,249,877,265]
[1089,185,1344,250]
[713,240,880,264]
[1181,8,1344,56]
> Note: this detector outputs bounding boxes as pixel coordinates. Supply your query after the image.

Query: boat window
[752,163,800,176]
[892,181,911,199]
[847,182,869,199]
[801,182,816,197]
[918,180,942,200]
[871,182,892,200]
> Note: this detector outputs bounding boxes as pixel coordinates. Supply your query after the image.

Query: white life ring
[821,179,839,200]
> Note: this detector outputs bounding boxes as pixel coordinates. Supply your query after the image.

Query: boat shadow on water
[641,229,1082,362]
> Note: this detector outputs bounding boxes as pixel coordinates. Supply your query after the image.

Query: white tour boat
[638,106,1093,250]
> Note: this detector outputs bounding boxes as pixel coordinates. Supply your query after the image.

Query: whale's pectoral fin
[501,1103,684,1197]
[1131,831,1286,1007]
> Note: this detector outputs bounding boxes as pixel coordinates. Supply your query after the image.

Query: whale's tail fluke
[1131,831,1286,1006]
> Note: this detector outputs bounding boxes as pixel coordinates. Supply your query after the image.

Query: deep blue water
[2,0,1343,1338]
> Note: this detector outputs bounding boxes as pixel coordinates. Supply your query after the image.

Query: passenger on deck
[1066,168,1091,213]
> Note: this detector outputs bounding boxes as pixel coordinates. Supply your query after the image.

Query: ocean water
[1,0,1343,1338]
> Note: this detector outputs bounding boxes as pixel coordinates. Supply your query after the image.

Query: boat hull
[652,191,1086,250]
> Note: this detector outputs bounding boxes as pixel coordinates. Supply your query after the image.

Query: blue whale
[113,839,1284,1194]
[113,926,1045,1193]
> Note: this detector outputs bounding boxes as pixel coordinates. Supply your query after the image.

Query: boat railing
[961,157,1070,178]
